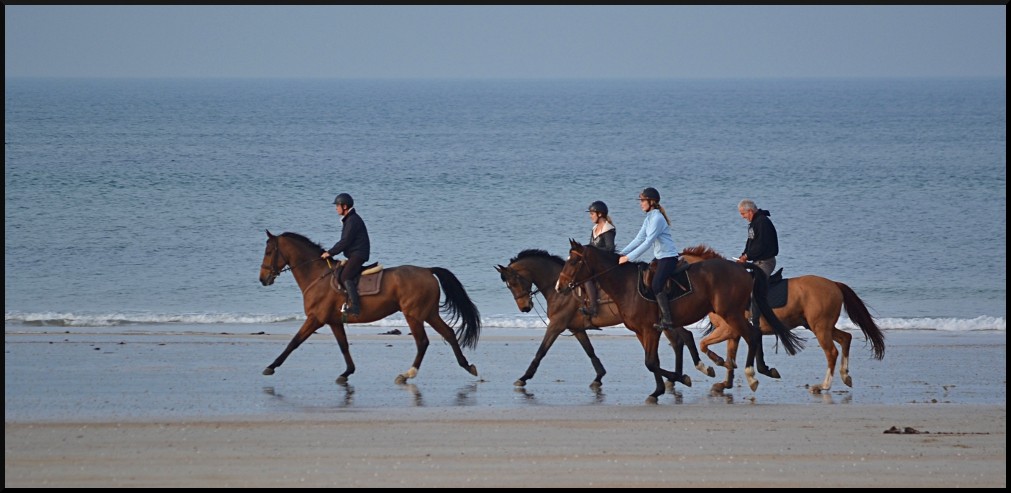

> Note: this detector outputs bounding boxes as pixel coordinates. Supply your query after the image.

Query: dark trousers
[651,256,679,295]
[340,256,367,283]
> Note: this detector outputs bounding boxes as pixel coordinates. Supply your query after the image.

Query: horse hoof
[809,385,823,394]
[589,381,602,390]
[336,375,348,385]
[710,383,725,394]
[704,367,716,378]
[262,368,274,376]
[768,368,781,379]
[681,376,692,387]
[645,395,659,404]
[749,380,759,392]
[843,375,853,387]
[468,364,478,376]
[514,379,527,387]
[664,380,675,391]
[394,374,407,385]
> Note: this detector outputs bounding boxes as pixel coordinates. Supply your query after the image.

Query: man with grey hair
[737,198,779,330]
[737,199,778,276]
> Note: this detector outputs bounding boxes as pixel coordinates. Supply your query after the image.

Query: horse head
[556,239,592,294]
[496,264,535,312]
[259,230,287,286]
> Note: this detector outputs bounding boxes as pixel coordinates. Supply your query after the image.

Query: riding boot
[654,291,675,331]
[343,278,361,316]
[580,282,598,317]
[750,296,761,331]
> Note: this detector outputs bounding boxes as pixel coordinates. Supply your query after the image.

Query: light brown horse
[496,249,715,390]
[556,239,804,401]
[258,231,481,384]
[680,245,885,393]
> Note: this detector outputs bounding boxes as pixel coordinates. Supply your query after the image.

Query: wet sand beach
[5,327,1006,487]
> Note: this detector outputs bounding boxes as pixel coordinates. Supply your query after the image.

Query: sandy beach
[5,328,1007,487]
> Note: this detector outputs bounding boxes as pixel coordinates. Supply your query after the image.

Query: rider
[617,187,679,331]
[736,198,779,330]
[581,200,615,321]
[321,193,371,316]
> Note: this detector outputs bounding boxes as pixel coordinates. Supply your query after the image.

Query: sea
[4,77,1006,335]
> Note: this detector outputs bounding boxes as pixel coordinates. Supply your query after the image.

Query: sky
[4,5,1006,79]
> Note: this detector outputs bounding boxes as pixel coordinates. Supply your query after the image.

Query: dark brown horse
[496,249,715,390]
[556,239,804,401]
[681,245,885,393]
[258,231,481,384]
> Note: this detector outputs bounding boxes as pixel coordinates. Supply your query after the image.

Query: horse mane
[510,249,564,266]
[280,232,325,252]
[680,244,726,260]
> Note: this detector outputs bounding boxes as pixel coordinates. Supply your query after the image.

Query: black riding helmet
[639,187,660,202]
[332,193,354,207]
[586,200,609,216]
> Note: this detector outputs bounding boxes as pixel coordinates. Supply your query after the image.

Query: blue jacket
[620,209,678,262]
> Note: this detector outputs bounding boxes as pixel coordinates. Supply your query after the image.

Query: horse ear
[266,229,274,238]
[494,265,504,273]
[569,238,581,249]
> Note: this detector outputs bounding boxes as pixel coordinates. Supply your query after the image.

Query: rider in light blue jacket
[618,187,680,330]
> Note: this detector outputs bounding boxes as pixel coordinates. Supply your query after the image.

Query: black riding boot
[654,291,675,331]
[750,296,761,331]
[343,278,361,316]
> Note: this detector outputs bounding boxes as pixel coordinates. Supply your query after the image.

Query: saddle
[638,259,693,302]
[764,268,789,309]
[330,261,385,296]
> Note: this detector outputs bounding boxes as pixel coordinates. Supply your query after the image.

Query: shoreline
[6,327,1006,486]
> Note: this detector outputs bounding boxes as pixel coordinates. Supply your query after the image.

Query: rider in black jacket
[321,193,371,316]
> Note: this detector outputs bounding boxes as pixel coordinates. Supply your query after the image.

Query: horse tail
[430,267,482,350]
[748,263,805,355]
[836,282,885,360]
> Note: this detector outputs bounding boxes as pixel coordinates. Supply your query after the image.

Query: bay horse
[258,231,481,384]
[680,245,885,393]
[556,239,804,401]
[496,249,715,390]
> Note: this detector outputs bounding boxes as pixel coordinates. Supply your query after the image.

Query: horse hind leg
[396,316,429,385]
[808,322,842,394]
[426,313,479,378]
[833,327,854,388]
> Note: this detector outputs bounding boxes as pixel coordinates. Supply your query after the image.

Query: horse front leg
[742,323,762,392]
[669,326,714,379]
[570,328,607,389]
[662,327,694,389]
[515,321,569,387]
[327,322,355,384]
[396,316,430,384]
[641,330,674,402]
[263,317,324,376]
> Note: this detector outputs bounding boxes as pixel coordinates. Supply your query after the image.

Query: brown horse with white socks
[556,239,804,401]
[259,231,481,384]
[680,245,885,393]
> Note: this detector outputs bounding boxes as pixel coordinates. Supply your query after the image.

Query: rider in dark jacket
[582,200,615,323]
[321,193,370,316]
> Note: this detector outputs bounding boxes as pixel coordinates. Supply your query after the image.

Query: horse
[496,249,715,390]
[556,239,804,401]
[680,245,885,393]
[258,230,481,384]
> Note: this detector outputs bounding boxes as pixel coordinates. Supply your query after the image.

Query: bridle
[261,242,320,282]
[503,269,541,301]
[559,248,622,293]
